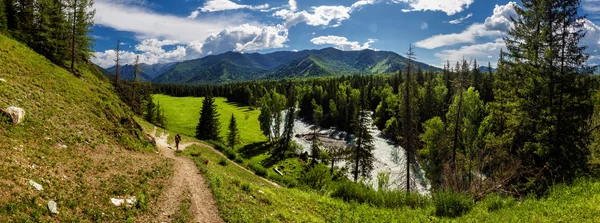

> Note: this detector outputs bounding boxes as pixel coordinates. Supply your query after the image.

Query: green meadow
[153,94,267,147]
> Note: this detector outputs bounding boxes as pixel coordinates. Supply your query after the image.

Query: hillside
[152,48,441,85]
[0,34,172,221]
[107,62,178,81]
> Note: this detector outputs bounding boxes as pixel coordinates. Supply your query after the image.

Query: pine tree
[401,45,419,193]
[0,0,7,30]
[114,40,121,84]
[349,89,375,181]
[195,95,221,141]
[69,0,94,72]
[134,55,141,82]
[311,98,323,161]
[227,114,240,150]
[145,95,156,123]
[278,83,296,157]
[498,0,593,191]
[258,95,273,143]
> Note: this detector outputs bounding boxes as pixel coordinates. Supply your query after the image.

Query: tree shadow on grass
[238,141,270,159]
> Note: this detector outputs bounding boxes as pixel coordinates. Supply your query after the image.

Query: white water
[282,111,431,194]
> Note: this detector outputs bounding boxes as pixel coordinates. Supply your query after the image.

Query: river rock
[47,200,58,214]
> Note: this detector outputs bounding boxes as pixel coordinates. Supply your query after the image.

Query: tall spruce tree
[349,89,375,181]
[196,95,221,141]
[311,98,323,161]
[258,95,273,143]
[0,0,7,30]
[278,83,296,157]
[498,0,593,192]
[227,114,240,150]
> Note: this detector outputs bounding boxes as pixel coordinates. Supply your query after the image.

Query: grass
[152,94,266,148]
[0,34,173,221]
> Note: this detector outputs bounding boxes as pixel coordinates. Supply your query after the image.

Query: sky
[90,0,600,69]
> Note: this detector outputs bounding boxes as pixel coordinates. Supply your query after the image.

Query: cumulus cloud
[415,2,517,49]
[449,13,473,24]
[93,0,242,43]
[274,6,352,28]
[433,38,506,67]
[310,36,376,51]
[289,0,298,11]
[392,0,474,16]
[582,19,600,65]
[421,22,428,30]
[135,39,180,54]
[202,24,289,54]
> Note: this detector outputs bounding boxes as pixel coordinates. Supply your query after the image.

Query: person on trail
[175,134,181,151]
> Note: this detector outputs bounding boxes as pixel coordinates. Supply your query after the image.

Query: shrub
[219,158,228,166]
[241,183,252,192]
[235,157,244,164]
[433,190,473,218]
[135,191,148,211]
[249,163,268,177]
[223,149,237,160]
[207,140,227,151]
[484,194,515,212]
[300,164,332,191]
[331,181,428,209]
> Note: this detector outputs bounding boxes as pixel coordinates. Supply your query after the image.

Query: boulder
[47,200,58,214]
[29,180,43,191]
[2,106,25,125]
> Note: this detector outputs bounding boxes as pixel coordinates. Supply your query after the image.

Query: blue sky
[91,0,600,68]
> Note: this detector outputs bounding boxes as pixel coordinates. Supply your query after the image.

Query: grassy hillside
[137,121,600,222]
[0,34,172,221]
[152,94,267,147]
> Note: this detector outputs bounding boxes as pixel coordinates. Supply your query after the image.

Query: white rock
[0,78,5,83]
[258,190,264,194]
[111,198,125,206]
[48,200,58,214]
[2,106,25,125]
[125,197,137,206]
[29,180,43,191]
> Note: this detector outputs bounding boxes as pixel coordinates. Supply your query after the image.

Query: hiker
[175,134,181,150]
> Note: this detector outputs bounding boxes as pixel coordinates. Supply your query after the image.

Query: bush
[223,149,237,160]
[207,140,227,151]
[235,157,244,164]
[331,181,428,209]
[241,183,252,192]
[484,194,515,212]
[433,190,473,218]
[219,158,228,166]
[300,164,332,191]
[249,163,268,177]
[135,191,148,211]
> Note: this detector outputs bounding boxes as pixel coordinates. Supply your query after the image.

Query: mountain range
[105,47,442,85]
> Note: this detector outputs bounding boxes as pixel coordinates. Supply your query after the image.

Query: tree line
[0,0,95,74]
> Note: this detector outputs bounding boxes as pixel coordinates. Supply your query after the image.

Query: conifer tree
[278,83,296,157]
[227,114,240,150]
[311,98,323,161]
[349,89,375,182]
[196,95,221,141]
[114,40,121,84]
[258,95,273,142]
[0,0,7,30]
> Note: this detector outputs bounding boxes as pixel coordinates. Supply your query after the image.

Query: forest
[154,0,600,197]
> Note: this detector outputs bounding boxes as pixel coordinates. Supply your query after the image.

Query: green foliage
[483,194,515,212]
[227,114,240,150]
[223,148,237,160]
[433,191,473,218]
[419,116,446,186]
[300,163,332,191]
[331,181,428,209]
[195,95,221,141]
[219,158,228,166]
[249,163,268,177]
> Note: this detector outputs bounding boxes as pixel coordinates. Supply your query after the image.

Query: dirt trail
[152,128,223,223]
[178,141,281,188]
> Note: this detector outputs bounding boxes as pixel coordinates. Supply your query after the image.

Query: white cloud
[392,0,474,16]
[310,36,376,51]
[289,0,298,11]
[415,2,517,49]
[188,10,200,19]
[582,19,600,65]
[199,0,269,13]
[449,13,473,24]
[351,0,376,9]
[421,22,428,30]
[434,38,506,67]
[135,39,180,54]
[274,6,352,28]
[583,0,600,13]
[93,0,242,43]
[201,24,288,54]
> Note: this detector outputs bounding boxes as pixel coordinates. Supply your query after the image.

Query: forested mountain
[152,47,441,84]
[107,62,178,81]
